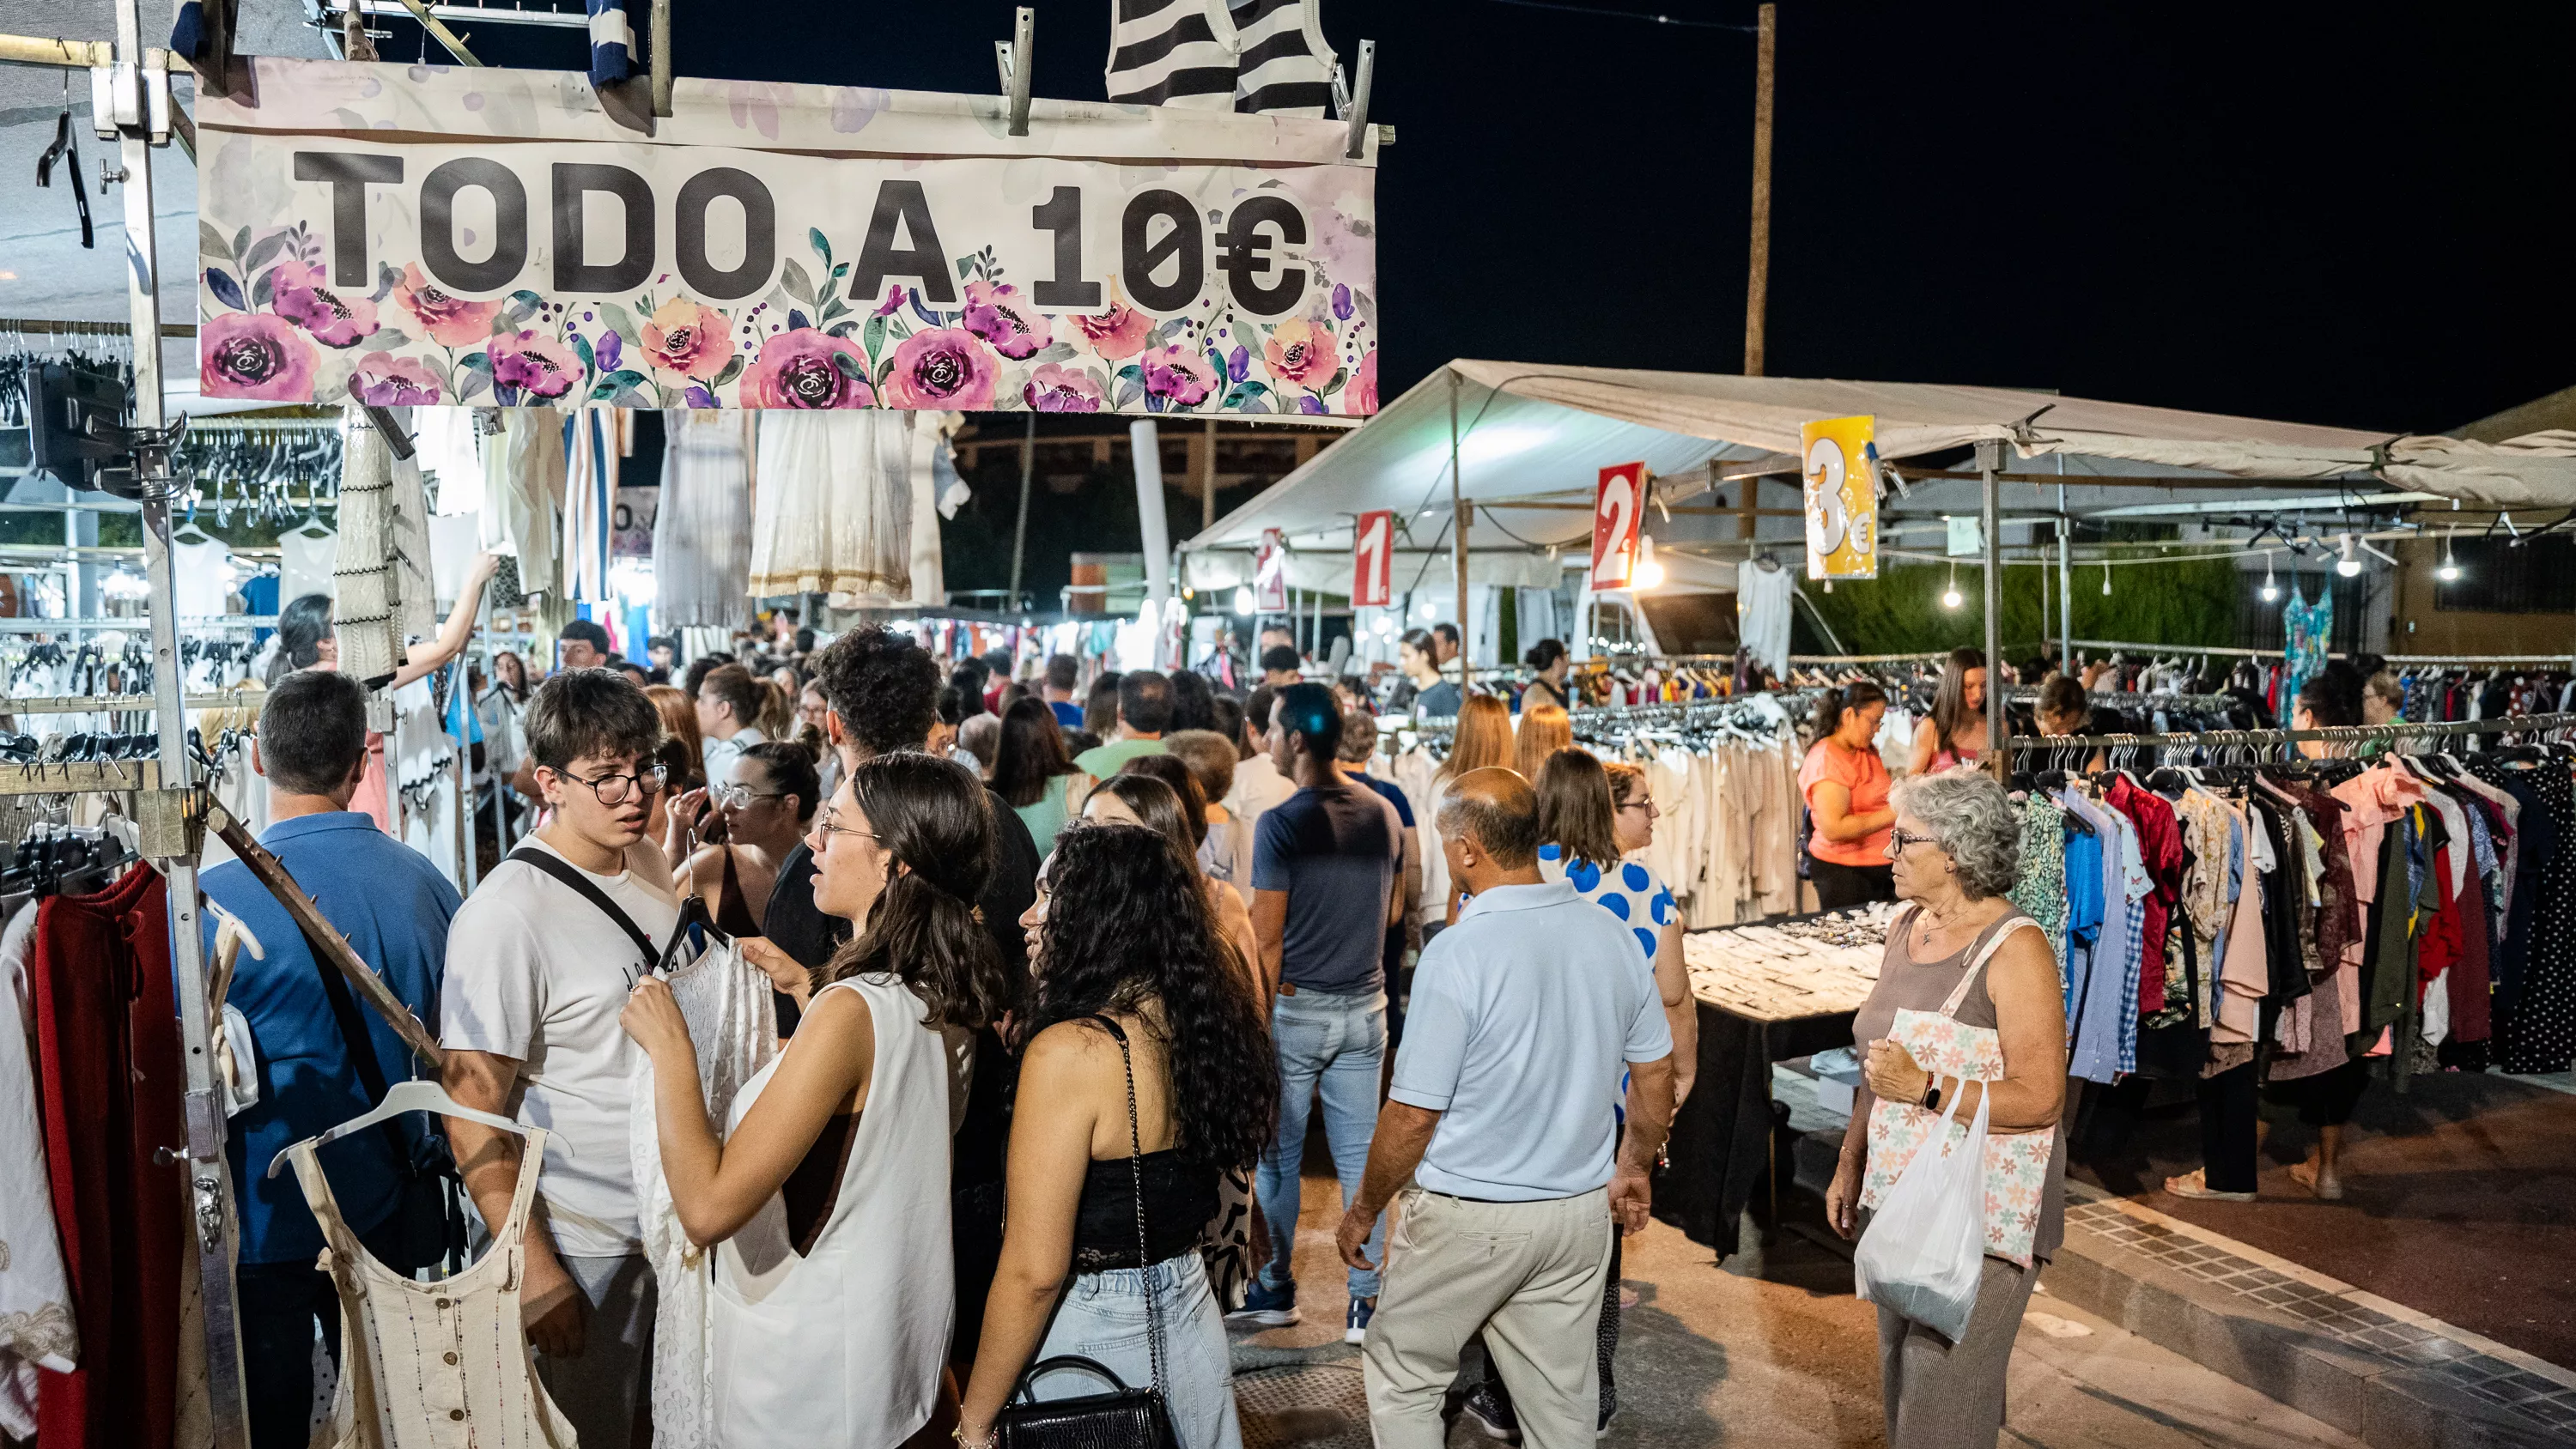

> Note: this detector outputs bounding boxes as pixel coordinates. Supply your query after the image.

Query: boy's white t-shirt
[440,835,679,1258]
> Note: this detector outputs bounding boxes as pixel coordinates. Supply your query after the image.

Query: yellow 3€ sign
[1801,415,1878,580]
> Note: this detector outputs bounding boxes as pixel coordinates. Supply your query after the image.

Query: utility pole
[1007,413,1034,612]
[1200,417,1218,532]
[1743,1,1776,376]
[1449,370,1472,690]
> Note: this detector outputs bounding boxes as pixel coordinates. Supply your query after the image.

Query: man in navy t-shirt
[1234,684,1402,1343]
[1042,652,1086,730]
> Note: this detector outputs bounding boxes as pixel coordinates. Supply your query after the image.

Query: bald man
[1343,767,1675,1449]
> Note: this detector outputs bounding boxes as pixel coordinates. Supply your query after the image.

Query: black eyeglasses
[1886,827,1941,858]
[558,762,669,805]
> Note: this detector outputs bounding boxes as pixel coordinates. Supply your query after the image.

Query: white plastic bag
[1853,1084,1990,1343]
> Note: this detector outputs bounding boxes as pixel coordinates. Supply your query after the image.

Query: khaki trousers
[1361,1186,1613,1449]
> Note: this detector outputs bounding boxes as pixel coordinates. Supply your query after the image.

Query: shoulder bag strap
[1940,912,2042,1020]
[507,846,660,982]
[1086,1014,1167,1398]
[307,937,416,1171]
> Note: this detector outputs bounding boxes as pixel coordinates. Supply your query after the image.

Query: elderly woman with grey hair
[1824,770,2068,1449]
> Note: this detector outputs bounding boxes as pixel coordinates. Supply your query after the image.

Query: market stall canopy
[1184,361,2576,562]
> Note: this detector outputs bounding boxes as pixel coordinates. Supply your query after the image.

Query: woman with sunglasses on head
[677,741,822,943]
[957,822,1275,1449]
[622,752,1015,1447]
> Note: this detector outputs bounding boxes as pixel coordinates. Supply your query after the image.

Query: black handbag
[306,932,466,1273]
[993,1017,1182,1449]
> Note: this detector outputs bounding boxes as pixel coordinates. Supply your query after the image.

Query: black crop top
[1071,1149,1218,1273]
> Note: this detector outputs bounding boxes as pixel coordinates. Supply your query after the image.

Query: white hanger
[266,1079,537,1180]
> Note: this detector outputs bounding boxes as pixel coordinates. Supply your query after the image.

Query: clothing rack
[1789,650,1958,665]
[1406,689,1819,738]
[2060,640,2576,670]
[2004,711,2576,756]
[0,615,276,631]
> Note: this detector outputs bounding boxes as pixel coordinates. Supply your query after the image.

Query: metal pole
[1449,370,1472,690]
[1008,413,1035,612]
[648,0,671,116]
[1129,420,1170,603]
[2057,510,2074,668]
[1979,440,2004,768]
[116,0,248,1434]
[1742,1,1776,376]
[1200,416,1218,533]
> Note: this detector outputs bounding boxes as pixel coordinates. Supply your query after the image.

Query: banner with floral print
[196,58,1378,416]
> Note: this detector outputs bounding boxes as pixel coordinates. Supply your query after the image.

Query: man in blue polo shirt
[200,669,460,1449]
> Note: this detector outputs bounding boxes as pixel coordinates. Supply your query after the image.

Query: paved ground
[2069,1067,2576,1367]
[1231,1133,2372,1448]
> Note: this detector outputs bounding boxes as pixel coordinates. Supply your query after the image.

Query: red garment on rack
[2448,858,2494,1044]
[2105,776,2185,1014]
[31,864,185,1449]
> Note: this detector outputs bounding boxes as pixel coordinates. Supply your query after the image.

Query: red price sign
[1590,462,1647,589]
[1352,510,1394,607]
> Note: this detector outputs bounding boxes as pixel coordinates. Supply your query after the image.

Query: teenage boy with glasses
[439,668,678,1449]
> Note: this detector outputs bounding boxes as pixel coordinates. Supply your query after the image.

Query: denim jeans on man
[1255,986,1388,1299]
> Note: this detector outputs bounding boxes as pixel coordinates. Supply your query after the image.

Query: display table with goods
[1652,904,1895,1256]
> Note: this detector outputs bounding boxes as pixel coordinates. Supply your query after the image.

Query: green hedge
[1795,557,2239,658]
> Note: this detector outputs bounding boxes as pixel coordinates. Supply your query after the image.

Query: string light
[1630,533,1664,590]
[2336,532,2362,579]
[2101,561,2112,597]
[2437,531,2462,583]
[1941,560,1962,610]
[1232,586,1255,615]
[2258,550,2279,603]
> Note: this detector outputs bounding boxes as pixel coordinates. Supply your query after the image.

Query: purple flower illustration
[1024,363,1104,412]
[349,353,443,406]
[488,330,585,399]
[271,261,380,348]
[1333,283,1353,321]
[200,313,317,401]
[1139,345,1216,408]
[740,328,876,409]
[884,327,998,409]
[961,281,1051,361]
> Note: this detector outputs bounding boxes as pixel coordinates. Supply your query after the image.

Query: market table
[1650,910,1887,1258]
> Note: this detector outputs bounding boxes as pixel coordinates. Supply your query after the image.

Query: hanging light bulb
[2101,560,2112,597]
[2437,531,2461,583]
[1941,560,1962,610]
[2336,532,2362,578]
[1630,533,1665,591]
[2258,550,2279,603]
[1232,586,1255,615]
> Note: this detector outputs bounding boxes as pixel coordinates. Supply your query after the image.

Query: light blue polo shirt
[1390,879,1672,1202]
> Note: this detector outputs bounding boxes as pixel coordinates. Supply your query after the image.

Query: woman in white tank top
[623,752,1016,1447]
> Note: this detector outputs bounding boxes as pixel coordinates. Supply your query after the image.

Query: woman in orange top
[1799,682,1897,909]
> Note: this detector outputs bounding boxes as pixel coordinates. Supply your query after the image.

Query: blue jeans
[1030,1254,1242,1449]
[1255,987,1387,1300]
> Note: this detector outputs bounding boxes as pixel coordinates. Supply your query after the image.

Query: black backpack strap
[507,846,661,982]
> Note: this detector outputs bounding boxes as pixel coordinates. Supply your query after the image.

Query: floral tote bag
[1860,916,2057,1267]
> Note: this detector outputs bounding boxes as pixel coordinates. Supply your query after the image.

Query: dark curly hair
[812,627,940,758]
[1026,823,1275,1174]
[822,752,1011,1030]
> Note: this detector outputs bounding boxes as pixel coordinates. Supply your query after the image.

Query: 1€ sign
[1590,462,1648,590]
[1802,415,1879,580]
[1352,510,1394,609]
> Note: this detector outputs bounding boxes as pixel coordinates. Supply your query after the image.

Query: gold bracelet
[953,1425,998,1449]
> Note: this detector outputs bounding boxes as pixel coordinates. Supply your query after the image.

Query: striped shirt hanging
[586,0,641,88]
[1228,0,1336,117]
[1107,0,1340,116]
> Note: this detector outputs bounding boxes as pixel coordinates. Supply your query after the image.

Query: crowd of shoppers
[207,609,2082,1449]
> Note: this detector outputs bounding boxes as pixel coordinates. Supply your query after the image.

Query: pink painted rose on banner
[1350,348,1379,414]
[1072,300,1152,361]
[641,299,733,383]
[270,262,380,348]
[1139,345,1216,408]
[741,328,877,409]
[201,313,317,401]
[1024,363,1105,413]
[489,330,585,399]
[1261,317,1336,391]
[349,353,443,406]
[961,281,1051,360]
[392,264,504,348]
[884,328,998,409]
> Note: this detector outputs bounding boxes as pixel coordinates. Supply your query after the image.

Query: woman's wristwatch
[1919,1077,1943,1113]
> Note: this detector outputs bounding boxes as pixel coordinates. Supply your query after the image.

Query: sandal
[2164,1169,2256,1203]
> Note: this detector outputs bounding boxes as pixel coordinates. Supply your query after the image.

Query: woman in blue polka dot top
[1531,750,1698,1102]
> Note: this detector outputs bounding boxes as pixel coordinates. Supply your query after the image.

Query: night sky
[442,2,2574,435]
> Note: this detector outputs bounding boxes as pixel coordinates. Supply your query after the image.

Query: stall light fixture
[1630,534,1664,591]
[2336,533,2362,578]
[2437,532,2461,582]
[1232,586,1255,615]
[1941,560,1962,610]
[2101,561,2112,597]
[2258,550,2279,603]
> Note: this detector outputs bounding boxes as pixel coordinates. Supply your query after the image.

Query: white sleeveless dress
[710,973,956,1448]
[289,1129,577,1449]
